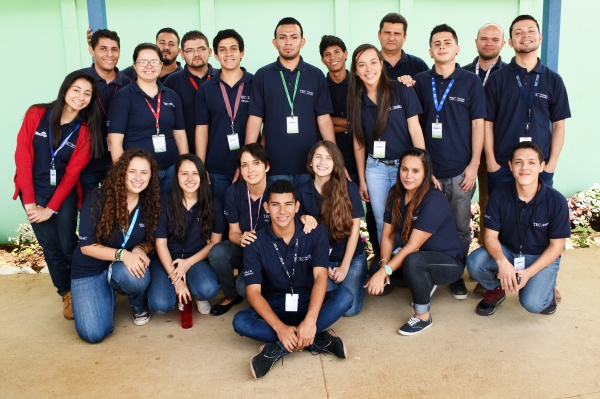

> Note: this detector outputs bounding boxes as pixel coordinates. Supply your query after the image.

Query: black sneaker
[540,294,557,315]
[398,316,433,336]
[476,286,506,316]
[250,343,288,379]
[311,329,347,359]
[450,278,468,299]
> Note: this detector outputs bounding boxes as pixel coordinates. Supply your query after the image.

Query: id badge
[152,134,167,153]
[286,116,299,134]
[514,256,525,270]
[373,141,386,158]
[227,133,240,150]
[50,169,57,186]
[432,123,443,139]
[519,137,532,142]
[285,293,299,312]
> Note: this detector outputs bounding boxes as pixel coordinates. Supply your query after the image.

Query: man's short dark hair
[319,35,347,57]
[509,15,540,39]
[429,24,458,46]
[267,179,297,202]
[90,29,120,49]
[156,27,180,45]
[181,30,209,50]
[274,17,303,38]
[213,29,245,52]
[510,141,544,163]
[379,13,408,33]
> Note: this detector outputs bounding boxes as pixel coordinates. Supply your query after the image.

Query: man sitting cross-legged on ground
[467,141,569,316]
[232,179,353,379]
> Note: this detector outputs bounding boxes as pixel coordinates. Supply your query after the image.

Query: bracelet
[116,248,126,262]
[379,258,388,266]
[115,249,120,261]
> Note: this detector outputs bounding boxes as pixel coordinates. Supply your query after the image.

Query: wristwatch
[383,264,393,276]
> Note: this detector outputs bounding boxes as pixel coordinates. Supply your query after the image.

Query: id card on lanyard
[273,239,299,311]
[108,208,139,283]
[145,92,166,152]
[220,81,245,150]
[47,111,80,186]
[431,77,454,139]
[280,71,301,133]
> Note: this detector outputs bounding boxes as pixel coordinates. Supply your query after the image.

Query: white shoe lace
[407,317,421,327]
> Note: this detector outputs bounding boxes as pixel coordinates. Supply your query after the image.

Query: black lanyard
[514,190,536,256]
[513,70,539,134]
[272,239,299,294]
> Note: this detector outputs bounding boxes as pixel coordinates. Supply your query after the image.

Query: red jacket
[13,106,91,210]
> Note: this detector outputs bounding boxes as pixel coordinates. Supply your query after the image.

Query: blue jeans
[79,170,106,201]
[267,174,312,189]
[22,191,78,296]
[327,252,367,316]
[467,245,559,313]
[488,165,554,195]
[71,263,150,343]
[147,257,219,313]
[209,173,233,203]
[438,173,476,255]
[365,156,399,245]
[232,287,353,344]
[158,164,175,194]
[208,240,246,300]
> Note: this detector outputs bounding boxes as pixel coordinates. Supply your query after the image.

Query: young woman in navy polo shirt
[107,43,189,193]
[298,141,367,316]
[13,70,103,320]
[347,44,425,248]
[71,149,160,343]
[366,148,466,336]
[148,154,224,315]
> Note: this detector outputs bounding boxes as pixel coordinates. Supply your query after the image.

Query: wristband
[383,264,393,276]
[379,258,388,266]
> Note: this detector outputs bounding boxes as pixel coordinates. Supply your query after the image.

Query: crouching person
[467,142,570,316]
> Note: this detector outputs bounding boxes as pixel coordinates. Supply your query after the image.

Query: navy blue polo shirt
[71,189,148,279]
[360,81,422,160]
[80,64,131,173]
[196,69,253,175]
[32,110,82,197]
[224,180,271,232]
[122,61,182,83]
[164,64,216,152]
[243,221,329,301]
[384,188,465,259]
[462,56,507,82]
[414,65,486,179]
[484,180,570,255]
[485,57,571,166]
[383,50,429,79]
[248,56,333,175]
[297,180,365,262]
[155,196,226,259]
[327,71,356,174]
[107,80,185,170]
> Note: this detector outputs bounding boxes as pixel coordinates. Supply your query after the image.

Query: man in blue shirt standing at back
[378,13,428,79]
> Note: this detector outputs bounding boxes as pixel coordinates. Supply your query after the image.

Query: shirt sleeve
[348,182,365,219]
[549,74,571,122]
[212,199,227,235]
[14,107,44,205]
[242,240,263,286]
[248,69,266,118]
[310,225,330,268]
[484,73,499,122]
[224,184,240,224]
[483,188,503,232]
[78,191,100,247]
[314,72,334,116]
[399,84,423,119]
[469,77,487,120]
[172,91,185,130]
[412,190,451,235]
[155,203,170,239]
[195,85,211,125]
[548,192,571,239]
[106,90,129,134]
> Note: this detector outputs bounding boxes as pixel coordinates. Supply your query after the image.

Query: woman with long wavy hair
[70,148,160,343]
[147,154,225,316]
[297,141,367,316]
[365,148,466,336]
[13,70,103,320]
[347,43,426,249]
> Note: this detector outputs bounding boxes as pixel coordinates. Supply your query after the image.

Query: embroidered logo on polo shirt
[162,102,175,107]
[66,142,76,149]
[298,254,312,261]
[448,96,465,103]
[224,210,229,216]
[533,222,549,227]
[299,89,314,96]
[35,131,47,138]
[106,121,110,127]
[241,95,250,103]
[535,93,549,100]
[244,270,253,276]
[139,223,145,228]
[79,236,88,241]
[389,105,403,111]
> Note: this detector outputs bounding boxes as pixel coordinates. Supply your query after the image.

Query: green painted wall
[0,0,597,242]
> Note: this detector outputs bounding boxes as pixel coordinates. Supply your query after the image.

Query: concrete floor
[1,246,599,399]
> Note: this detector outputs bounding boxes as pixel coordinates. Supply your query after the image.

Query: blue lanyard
[47,111,81,169]
[121,208,139,249]
[431,77,454,123]
[513,71,539,134]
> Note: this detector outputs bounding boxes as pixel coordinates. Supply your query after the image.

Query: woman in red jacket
[13,70,102,320]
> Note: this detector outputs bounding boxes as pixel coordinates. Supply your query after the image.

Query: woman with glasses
[108,43,189,193]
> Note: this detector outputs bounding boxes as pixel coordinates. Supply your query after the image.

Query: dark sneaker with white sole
[251,342,288,379]
[310,329,347,359]
[450,278,468,299]
[476,286,506,316]
[540,294,557,315]
[398,316,433,336]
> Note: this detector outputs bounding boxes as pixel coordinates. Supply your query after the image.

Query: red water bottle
[179,300,193,329]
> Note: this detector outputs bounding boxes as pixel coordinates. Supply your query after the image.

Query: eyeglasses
[183,47,208,54]
[135,60,162,67]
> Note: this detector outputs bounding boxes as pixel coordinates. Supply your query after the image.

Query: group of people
[13,12,571,379]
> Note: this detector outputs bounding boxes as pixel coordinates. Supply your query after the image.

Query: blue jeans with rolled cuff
[327,252,367,317]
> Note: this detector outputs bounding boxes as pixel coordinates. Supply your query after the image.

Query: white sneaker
[196,300,211,314]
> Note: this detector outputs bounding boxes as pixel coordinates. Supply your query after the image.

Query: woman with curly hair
[70,148,160,343]
[365,148,466,336]
[13,70,103,320]
[147,154,225,315]
[297,141,367,316]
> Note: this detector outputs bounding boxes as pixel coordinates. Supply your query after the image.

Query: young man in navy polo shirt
[378,13,428,79]
[165,30,216,155]
[79,29,131,199]
[196,29,252,202]
[467,142,570,316]
[232,179,352,379]
[484,15,571,194]
[246,17,336,188]
[413,24,486,299]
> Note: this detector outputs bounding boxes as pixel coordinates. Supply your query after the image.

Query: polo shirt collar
[469,56,504,71]
[511,178,548,205]
[213,67,252,86]
[326,70,349,86]
[383,49,408,68]
[87,63,127,86]
[275,56,307,72]
[509,57,547,74]
[183,63,216,80]
[428,63,463,81]
[129,79,166,97]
